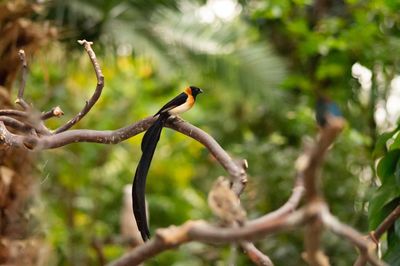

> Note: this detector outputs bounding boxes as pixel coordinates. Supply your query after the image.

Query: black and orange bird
[133,86,203,241]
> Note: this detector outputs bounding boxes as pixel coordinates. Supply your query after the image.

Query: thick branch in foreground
[108,208,311,266]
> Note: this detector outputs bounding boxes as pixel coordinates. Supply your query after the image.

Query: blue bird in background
[315,96,343,127]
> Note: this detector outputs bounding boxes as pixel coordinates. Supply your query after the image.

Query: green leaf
[383,237,400,265]
[373,130,398,158]
[395,159,400,186]
[387,218,400,251]
[396,218,400,239]
[368,182,400,230]
[390,131,400,151]
[376,149,400,183]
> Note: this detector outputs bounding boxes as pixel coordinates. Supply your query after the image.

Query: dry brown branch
[16,49,30,110]
[54,40,104,133]
[254,171,304,226]
[303,118,345,201]
[374,204,400,240]
[354,204,400,266]
[91,238,106,266]
[0,116,32,132]
[241,241,274,266]
[321,209,384,266]
[0,122,26,147]
[300,117,345,266]
[167,119,247,195]
[41,106,64,120]
[0,117,249,193]
[108,208,312,266]
[0,109,28,117]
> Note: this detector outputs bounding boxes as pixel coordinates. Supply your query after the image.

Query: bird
[315,96,342,127]
[208,176,246,226]
[132,86,203,241]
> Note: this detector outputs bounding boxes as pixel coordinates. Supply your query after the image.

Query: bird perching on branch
[132,86,203,241]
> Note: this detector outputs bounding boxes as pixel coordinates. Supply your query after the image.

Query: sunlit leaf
[368,181,400,230]
[373,130,397,158]
[376,149,400,183]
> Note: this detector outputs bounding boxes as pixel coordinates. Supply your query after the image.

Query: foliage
[370,127,400,264]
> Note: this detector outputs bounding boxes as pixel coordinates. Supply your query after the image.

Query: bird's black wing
[132,114,167,241]
[154,92,188,116]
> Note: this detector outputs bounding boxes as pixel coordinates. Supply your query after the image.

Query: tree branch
[108,208,312,266]
[167,119,247,195]
[301,117,345,266]
[321,209,384,266]
[0,109,28,118]
[0,116,33,133]
[54,40,104,133]
[41,106,64,120]
[10,117,248,192]
[254,171,304,226]
[0,122,27,147]
[354,204,400,266]
[374,204,400,240]
[16,49,30,110]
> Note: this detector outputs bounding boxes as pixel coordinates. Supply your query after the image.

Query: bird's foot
[170,116,185,123]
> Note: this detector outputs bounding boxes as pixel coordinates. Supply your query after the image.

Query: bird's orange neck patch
[184,87,192,96]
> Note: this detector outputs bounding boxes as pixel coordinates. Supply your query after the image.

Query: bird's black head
[189,86,203,98]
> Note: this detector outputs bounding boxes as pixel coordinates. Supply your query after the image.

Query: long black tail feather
[132,113,169,241]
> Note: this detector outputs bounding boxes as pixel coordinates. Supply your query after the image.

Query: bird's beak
[199,89,203,93]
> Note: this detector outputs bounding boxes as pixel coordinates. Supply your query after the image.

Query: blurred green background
[13,0,400,265]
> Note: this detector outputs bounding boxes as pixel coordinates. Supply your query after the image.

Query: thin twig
[16,49,30,110]
[241,241,274,266]
[254,173,304,226]
[374,204,400,240]
[0,109,28,117]
[167,118,247,195]
[91,239,106,266]
[321,209,385,266]
[0,116,32,133]
[54,40,104,133]
[41,106,64,120]
[354,204,400,266]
